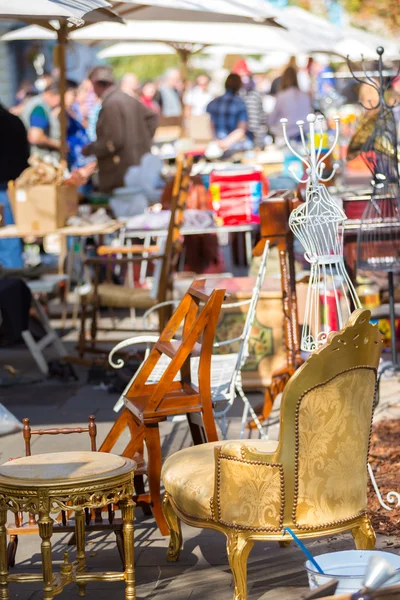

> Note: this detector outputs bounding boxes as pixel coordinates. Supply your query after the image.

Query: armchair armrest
[109,335,159,369]
[142,300,180,330]
[212,442,284,531]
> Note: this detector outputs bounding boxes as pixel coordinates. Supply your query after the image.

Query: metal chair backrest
[235,240,270,371]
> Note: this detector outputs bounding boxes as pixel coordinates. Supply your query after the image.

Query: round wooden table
[0,451,136,599]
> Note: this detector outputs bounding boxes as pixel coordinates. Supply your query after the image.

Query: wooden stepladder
[100,280,226,534]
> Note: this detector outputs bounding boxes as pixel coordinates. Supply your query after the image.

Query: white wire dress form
[281,113,361,352]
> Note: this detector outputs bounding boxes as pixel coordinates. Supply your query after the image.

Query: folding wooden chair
[99,280,226,534]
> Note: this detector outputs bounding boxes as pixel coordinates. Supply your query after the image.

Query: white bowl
[305,550,400,595]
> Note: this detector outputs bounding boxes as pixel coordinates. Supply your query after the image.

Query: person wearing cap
[21,80,61,158]
[82,66,159,193]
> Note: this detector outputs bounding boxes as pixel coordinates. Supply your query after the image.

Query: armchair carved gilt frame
[161,309,382,600]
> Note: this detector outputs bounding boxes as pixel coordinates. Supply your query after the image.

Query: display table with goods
[0,451,136,599]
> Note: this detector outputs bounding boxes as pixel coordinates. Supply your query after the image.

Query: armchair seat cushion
[162,439,278,521]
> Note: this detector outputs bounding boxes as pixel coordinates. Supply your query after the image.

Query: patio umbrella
[0,2,123,161]
[0,0,112,21]
[3,19,322,58]
[2,0,285,160]
[108,0,281,25]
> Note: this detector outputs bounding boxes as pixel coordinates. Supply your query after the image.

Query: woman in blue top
[53,80,92,172]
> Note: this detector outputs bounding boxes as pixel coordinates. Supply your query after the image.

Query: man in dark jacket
[82,66,159,193]
[0,105,29,267]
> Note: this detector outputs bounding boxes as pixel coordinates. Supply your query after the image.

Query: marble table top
[0,451,135,486]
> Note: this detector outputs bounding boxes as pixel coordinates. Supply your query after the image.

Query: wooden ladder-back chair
[6,416,125,569]
[110,240,271,440]
[161,309,382,600]
[99,280,226,535]
[78,155,193,357]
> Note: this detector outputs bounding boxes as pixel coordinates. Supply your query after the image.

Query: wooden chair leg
[134,475,152,516]
[115,529,125,569]
[99,409,130,453]
[78,299,87,358]
[201,394,219,443]
[90,300,99,350]
[7,535,18,568]
[144,422,169,535]
[187,413,207,445]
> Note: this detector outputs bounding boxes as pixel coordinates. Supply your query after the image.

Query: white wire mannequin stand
[280,113,361,353]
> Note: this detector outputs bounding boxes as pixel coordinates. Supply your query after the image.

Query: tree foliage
[107,54,181,81]
[341,0,400,33]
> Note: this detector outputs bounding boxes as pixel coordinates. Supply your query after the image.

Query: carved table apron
[0,451,136,599]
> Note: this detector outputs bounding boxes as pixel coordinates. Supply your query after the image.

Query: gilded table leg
[352,514,376,550]
[0,509,9,600]
[120,499,135,600]
[162,493,182,562]
[38,512,54,599]
[226,532,254,600]
[75,509,86,597]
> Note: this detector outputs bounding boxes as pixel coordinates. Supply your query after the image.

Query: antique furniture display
[6,416,129,570]
[0,451,136,600]
[78,155,193,357]
[281,114,360,352]
[250,189,302,428]
[111,241,271,439]
[99,280,226,535]
[161,309,382,600]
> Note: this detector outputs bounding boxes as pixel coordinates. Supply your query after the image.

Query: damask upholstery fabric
[295,367,376,528]
[162,440,278,520]
[217,455,283,530]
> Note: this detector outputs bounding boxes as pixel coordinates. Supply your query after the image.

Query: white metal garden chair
[109,241,270,439]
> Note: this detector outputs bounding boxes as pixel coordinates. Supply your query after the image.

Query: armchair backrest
[276,309,382,529]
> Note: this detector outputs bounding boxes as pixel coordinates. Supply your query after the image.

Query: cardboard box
[10,184,78,234]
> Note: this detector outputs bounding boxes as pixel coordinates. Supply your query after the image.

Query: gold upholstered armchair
[161,309,382,600]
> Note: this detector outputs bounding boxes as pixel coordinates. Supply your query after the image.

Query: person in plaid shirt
[206,73,252,156]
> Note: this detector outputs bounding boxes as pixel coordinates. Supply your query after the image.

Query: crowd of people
[3,54,399,269]
[7,58,320,189]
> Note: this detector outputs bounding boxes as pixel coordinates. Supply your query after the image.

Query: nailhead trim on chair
[216,453,285,532]
[292,365,377,531]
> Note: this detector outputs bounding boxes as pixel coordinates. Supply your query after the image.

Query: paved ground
[0,340,399,600]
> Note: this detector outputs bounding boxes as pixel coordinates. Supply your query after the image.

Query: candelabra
[281,113,361,352]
